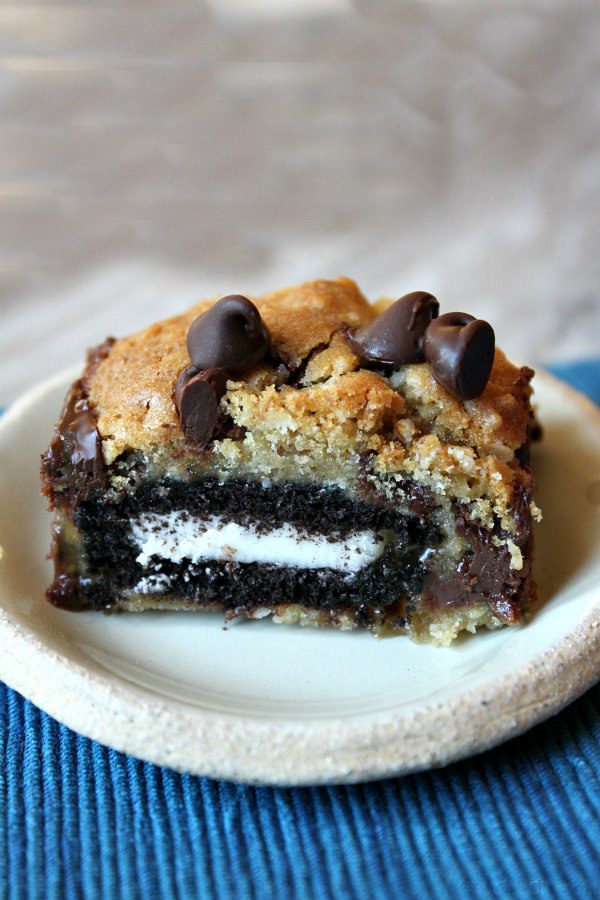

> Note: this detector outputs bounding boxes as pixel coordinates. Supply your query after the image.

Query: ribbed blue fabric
[1,683,598,900]
[546,357,600,408]
[1,360,599,900]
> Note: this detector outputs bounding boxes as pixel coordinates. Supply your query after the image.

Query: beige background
[2,0,600,405]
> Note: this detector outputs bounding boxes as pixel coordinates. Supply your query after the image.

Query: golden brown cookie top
[88,277,373,463]
[87,276,535,523]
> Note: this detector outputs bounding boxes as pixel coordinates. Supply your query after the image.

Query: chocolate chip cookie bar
[41,278,541,645]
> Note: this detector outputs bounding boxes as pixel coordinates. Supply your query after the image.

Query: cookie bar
[41,278,541,645]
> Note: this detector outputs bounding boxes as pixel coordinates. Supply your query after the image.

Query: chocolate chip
[423,312,495,400]
[175,367,229,447]
[186,295,271,375]
[68,412,102,466]
[347,292,439,366]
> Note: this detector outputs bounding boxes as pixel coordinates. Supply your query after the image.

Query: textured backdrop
[2,0,600,405]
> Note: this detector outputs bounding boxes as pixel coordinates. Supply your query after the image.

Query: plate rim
[1,367,599,786]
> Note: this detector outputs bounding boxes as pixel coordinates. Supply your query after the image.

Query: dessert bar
[41,278,541,644]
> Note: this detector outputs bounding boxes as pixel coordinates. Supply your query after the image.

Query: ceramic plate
[0,368,599,785]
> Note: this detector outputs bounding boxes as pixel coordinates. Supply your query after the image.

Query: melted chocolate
[423,312,495,400]
[421,481,533,622]
[41,339,115,503]
[186,295,270,375]
[177,295,271,446]
[348,292,439,366]
[174,367,229,447]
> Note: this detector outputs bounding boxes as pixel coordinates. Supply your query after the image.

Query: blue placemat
[1,360,599,900]
[546,357,600,407]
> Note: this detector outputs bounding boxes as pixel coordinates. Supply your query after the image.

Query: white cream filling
[130,511,386,574]
[133,572,172,593]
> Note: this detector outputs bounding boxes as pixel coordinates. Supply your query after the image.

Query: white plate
[0,368,599,785]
